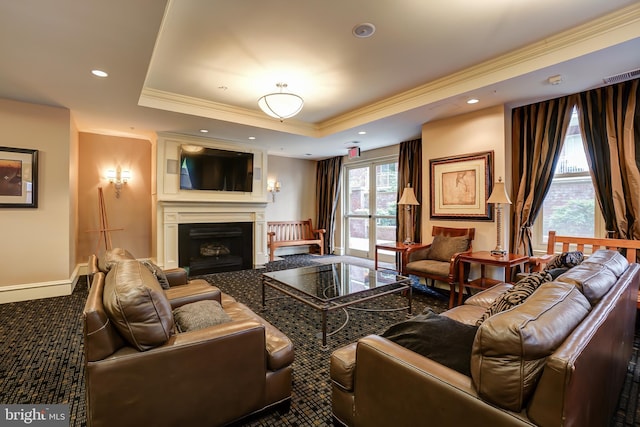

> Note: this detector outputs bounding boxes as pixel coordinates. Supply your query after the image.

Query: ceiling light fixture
[91,69,108,78]
[257,83,304,121]
[467,98,479,104]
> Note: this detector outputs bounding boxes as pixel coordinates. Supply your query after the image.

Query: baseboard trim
[0,263,86,304]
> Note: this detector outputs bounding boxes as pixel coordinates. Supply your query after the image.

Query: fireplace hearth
[178,222,253,275]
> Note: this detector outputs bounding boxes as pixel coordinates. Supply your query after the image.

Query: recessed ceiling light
[352,23,376,38]
[91,69,108,78]
[467,98,479,104]
[358,131,367,135]
[199,129,209,133]
[248,136,256,140]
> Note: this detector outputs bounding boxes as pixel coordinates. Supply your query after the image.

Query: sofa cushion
[381,309,478,376]
[582,249,629,277]
[471,281,591,412]
[98,247,136,272]
[428,234,471,262]
[103,260,175,351]
[140,259,171,289]
[555,263,617,305]
[173,300,232,332]
[475,272,552,326]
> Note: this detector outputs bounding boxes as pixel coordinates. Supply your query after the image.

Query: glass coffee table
[262,263,412,348]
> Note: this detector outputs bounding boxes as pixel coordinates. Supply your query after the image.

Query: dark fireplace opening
[178,222,253,275]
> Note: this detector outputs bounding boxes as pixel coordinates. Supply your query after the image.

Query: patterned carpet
[0,254,638,426]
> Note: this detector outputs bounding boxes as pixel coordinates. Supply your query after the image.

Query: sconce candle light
[267,180,281,202]
[107,167,131,198]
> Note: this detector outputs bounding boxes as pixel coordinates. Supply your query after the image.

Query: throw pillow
[428,234,471,262]
[476,271,552,326]
[140,260,171,290]
[381,309,478,376]
[173,300,232,333]
[545,250,584,271]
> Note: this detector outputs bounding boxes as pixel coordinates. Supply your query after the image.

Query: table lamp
[486,177,512,256]
[398,184,420,244]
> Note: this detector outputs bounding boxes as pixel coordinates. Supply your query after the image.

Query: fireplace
[178,222,253,275]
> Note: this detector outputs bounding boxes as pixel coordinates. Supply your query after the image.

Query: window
[532,107,604,250]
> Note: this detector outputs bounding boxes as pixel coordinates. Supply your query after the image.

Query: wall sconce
[107,167,131,198]
[267,180,281,202]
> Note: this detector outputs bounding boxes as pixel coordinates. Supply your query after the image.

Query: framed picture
[430,151,493,220]
[0,146,38,208]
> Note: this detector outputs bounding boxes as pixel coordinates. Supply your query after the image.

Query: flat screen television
[179,146,254,192]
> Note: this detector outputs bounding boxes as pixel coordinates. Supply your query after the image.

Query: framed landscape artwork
[430,151,493,220]
[0,146,38,208]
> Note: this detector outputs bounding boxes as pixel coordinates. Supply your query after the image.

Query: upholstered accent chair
[403,226,475,308]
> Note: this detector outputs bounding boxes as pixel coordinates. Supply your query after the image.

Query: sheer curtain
[316,156,343,254]
[577,78,640,242]
[510,96,575,256]
[396,138,422,243]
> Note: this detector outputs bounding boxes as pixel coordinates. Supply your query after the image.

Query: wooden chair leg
[448,283,456,308]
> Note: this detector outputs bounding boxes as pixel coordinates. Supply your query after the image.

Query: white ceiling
[1,0,639,159]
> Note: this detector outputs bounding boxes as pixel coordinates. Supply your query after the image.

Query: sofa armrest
[165,282,222,309]
[164,267,189,286]
[86,320,270,427]
[348,335,531,426]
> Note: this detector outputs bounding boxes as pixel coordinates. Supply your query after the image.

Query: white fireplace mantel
[156,200,268,270]
[153,133,270,270]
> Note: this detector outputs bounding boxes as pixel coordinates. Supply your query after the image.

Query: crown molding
[138,87,320,137]
[141,3,640,139]
[317,2,640,136]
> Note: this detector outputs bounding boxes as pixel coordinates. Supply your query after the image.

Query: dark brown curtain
[316,156,343,254]
[577,78,640,241]
[396,138,422,243]
[511,96,575,256]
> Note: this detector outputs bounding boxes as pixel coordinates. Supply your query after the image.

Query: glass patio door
[344,160,398,260]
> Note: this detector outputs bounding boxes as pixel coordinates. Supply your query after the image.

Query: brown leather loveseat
[331,250,640,426]
[83,249,293,427]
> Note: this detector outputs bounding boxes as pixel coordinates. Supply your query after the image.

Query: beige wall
[77,133,152,262]
[265,155,316,223]
[422,105,509,279]
[0,98,75,292]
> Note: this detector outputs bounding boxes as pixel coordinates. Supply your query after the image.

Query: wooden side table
[375,242,427,272]
[456,251,529,306]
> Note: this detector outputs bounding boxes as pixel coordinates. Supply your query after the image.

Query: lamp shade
[486,177,511,205]
[398,185,420,205]
[258,83,304,120]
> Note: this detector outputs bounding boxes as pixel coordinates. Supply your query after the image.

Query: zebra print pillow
[476,272,553,326]
[545,251,584,270]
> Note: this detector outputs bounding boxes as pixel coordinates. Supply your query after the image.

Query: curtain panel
[577,78,640,242]
[316,156,343,254]
[510,96,575,256]
[396,138,422,243]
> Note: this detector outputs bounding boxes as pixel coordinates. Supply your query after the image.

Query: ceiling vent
[603,68,640,85]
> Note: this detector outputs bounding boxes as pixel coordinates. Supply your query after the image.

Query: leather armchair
[82,255,293,427]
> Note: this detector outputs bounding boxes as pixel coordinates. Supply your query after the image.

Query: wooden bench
[530,230,640,308]
[267,219,326,261]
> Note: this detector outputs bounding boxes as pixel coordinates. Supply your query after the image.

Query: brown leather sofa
[83,249,294,427]
[331,250,640,426]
